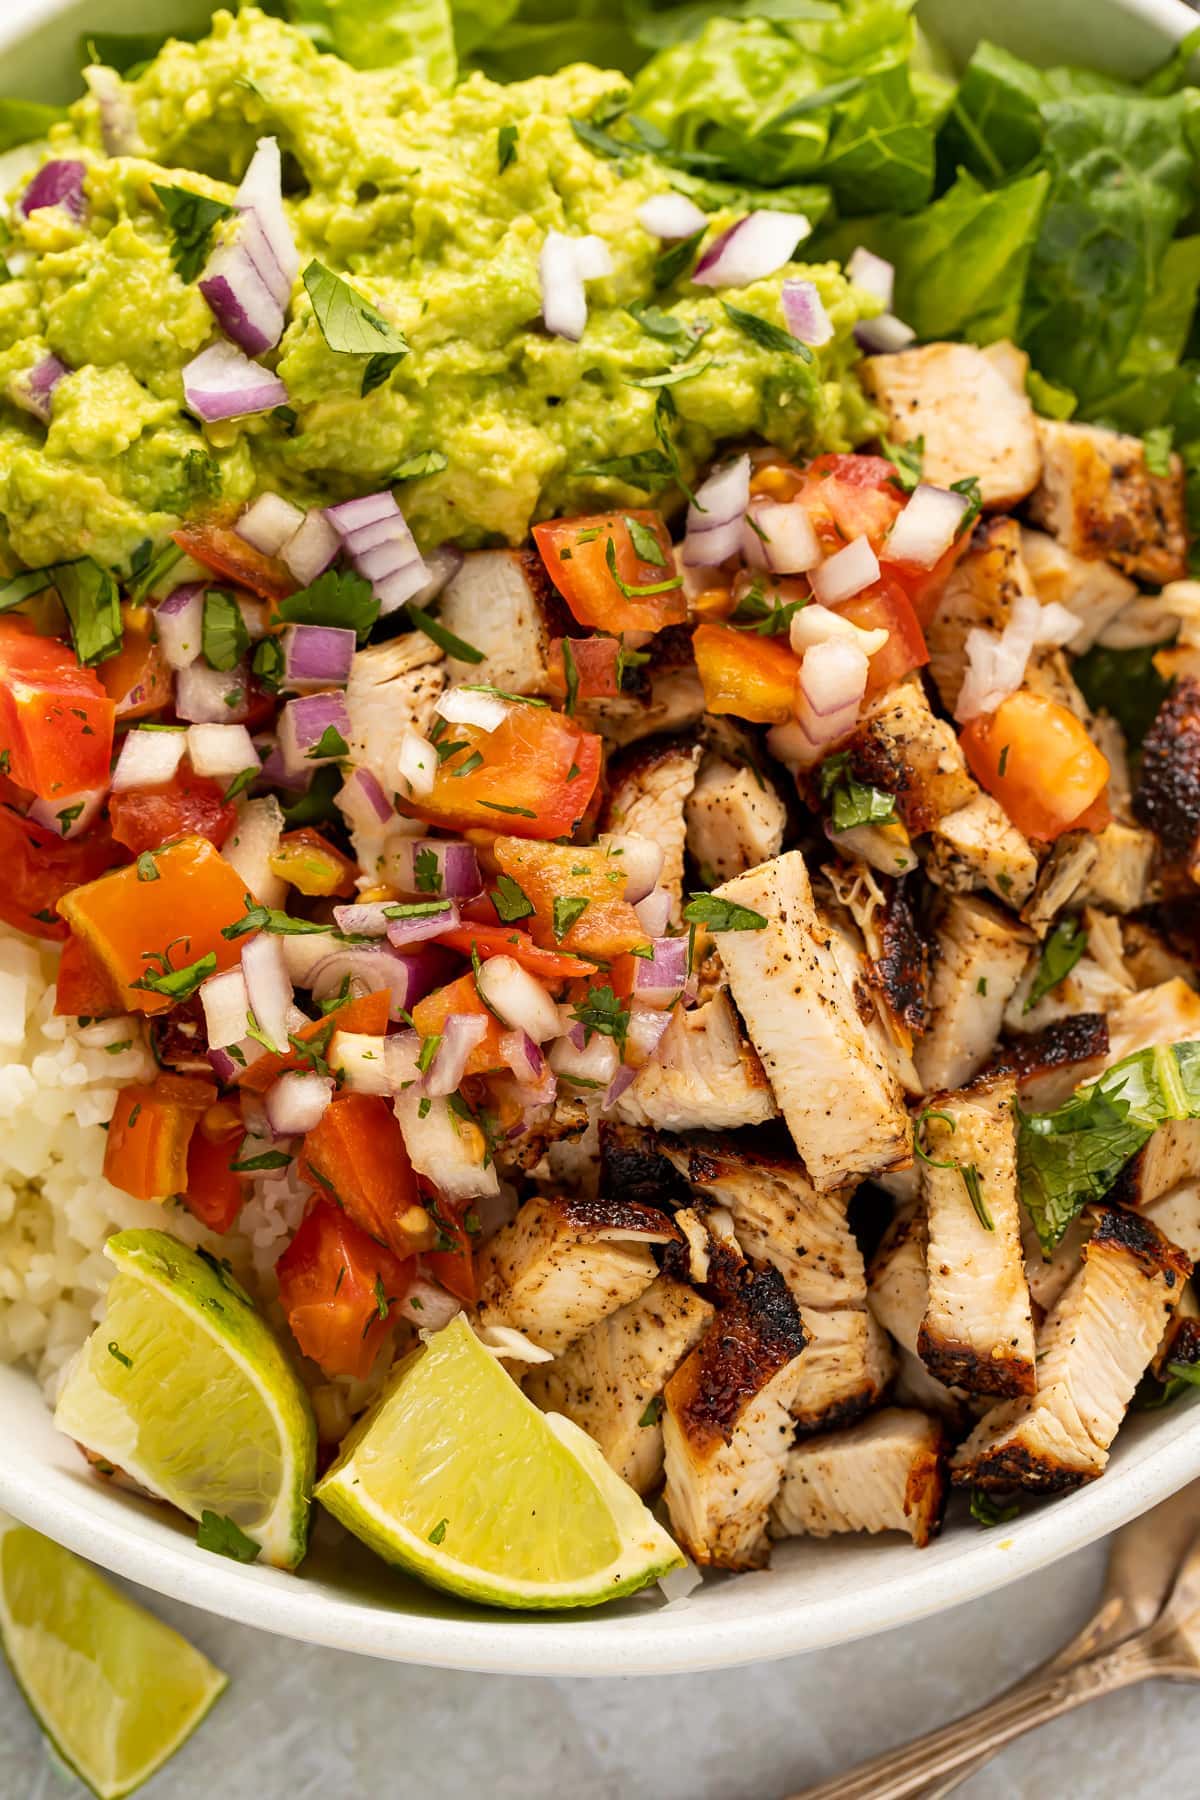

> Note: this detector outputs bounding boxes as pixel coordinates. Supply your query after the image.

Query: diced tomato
[104,1074,215,1201]
[0,620,115,799]
[435,922,597,981]
[172,522,292,604]
[835,577,929,699]
[59,834,251,1014]
[183,1104,245,1233]
[790,454,905,554]
[97,606,172,720]
[960,691,1111,842]
[885,533,974,627]
[411,973,507,1074]
[268,827,357,898]
[423,1198,477,1307]
[109,767,237,855]
[276,1200,414,1381]
[534,511,685,635]
[491,837,645,959]
[0,807,122,943]
[54,933,121,1017]
[237,990,391,1093]
[301,1093,432,1259]
[547,636,621,701]
[693,622,801,725]
[402,704,602,841]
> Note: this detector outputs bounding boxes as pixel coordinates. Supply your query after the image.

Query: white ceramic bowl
[2,0,1200,1677]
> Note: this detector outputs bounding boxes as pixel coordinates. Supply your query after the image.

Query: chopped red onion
[199,237,286,357]
[854,313,917,355]
[154,584,205,671]
[279,927,340,988]
[182,341,288,423]
[499,1028,546,1086]
[256,743,309,794]
[208,1040,263,1083]
[781,278,834,348]
[278,691,351,775]
[743,496,822,574]
[264,1070,333,1137]
[85,66,140,157]
[630,937,690,1009]
[186,723,258,780]
[638,193,708,239]
[235,137,299,294]
[308,944,438,1020]
[384,900,461,949]
[280,624,356,691]
[634,887,672,939]
[111,726,186,792]
[795,639,869,747]
[693,211,809,288]
[20,160,86,221]
[27,787,105,841]
[407,544,464,609]
[885,483,971,570]
[325,492,397,537]
[424,1014,489,1097]
[11,354,69,423]
[389,838,481,900]
[331,901,392,938]
[338,766,393,829]
[539,230,613,341]
[846,247,894,308]
[282,509,339,585]
[436,686,508,733]
[175,658,250,724]
[604,1064,638,1109]
[237,206,292,312]
[200,966,251,1050]
[809,535,879,607]
[236,493,305,557]
[241,933,294,1054]
[327,492,430,613]
[626,1002,673,1067]
[597,832,663,904]
[475,955,560,1042]
[683,454,751,566]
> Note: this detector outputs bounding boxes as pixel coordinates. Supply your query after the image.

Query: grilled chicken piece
[925,518,1030,714]
[1107,978,1200,1063]
[1005,943,1134,1036]
[662,1267,807,1568]
[915,893,1034,1092]
[846,681,978,837]
[823,862,928,1046]
[1019,527,1137,652]
[711,851,911,1190]
[952,1206,1191,1491]
[1107,1120,1200,1211]
[771,1407,947,1547]
[918,1080,1037,1398]
[437,549,559,695]
[476,1193,678,1355]
[614,990,778,1134]
[1142,1183,1200,1265]
[987,1012,1109,1111]
[1074,823,1155,915]
[859,341,1041,509]
[602,738,701,924]
[822,905,922,1098]
[925,794,1039,909]
[1028,419,1189,585]
[868,1203,928,1357]
[1121,920,1199,993]
[1021,832,1099,934]
[1154,1283,1200,1381]
[344,632,446,787]
[524,1275,714,1495]
[686,754,787,884]
[892,1345,974,1429]
[1022,1210,1089,1319]
[578,625,704,747]
[1135,679,1200,877]
[790,1306,896,1432]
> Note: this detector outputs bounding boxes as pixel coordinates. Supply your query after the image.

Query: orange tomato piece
[276,1200,413,1381]
[301,1092,428,1259]
[172,522,292,603]
[835,577,929,699]
[58,835,251,1015]
[792,454,905,553]
[268,827,357,898]
[411,973,507,1074]
[533,511,685,635]
[423,1198,477,1306]
[183,1109,245,1234]
[693,622,801,725]
[109,768,237,855]
[547,636,621,701]
[0,620,115,799]
[237,989,391,1093]
[960,691,1111,842]
[402,705,602,841]
[491,837,645,959]
[0,806,122,942]
[104,1074,215,1201]
[54,933,121,1017]
[98,606,172,720]
[435,921,597,981]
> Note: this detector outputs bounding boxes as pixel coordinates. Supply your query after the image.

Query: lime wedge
[54,1230,315,1570]
[316,1314,683,1609]
[0,1515,226,1799]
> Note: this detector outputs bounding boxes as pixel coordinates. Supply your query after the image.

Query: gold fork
[784,1481,1200,1800]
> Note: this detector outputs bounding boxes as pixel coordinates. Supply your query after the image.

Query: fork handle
[782,1635,1160,1800]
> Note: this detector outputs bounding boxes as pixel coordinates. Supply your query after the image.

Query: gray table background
[0,1537,1195,1797]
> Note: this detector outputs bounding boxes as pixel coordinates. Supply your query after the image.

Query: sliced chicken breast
[614,990,778,1134]
[524,1275,714,1495]
[925,517,1030,714]
[1134,678,1200,874]
[1107,1120,1200,1210]
[868,1202,928,1357]
[846,680,978,836]
[1028,419,1189,585]
[859,341,1041,509]
[918,1079,1037,1398]
[1019,526,1137,652]
[437,548,558,695]
[1107,979,1200,1063]
[987,1012,1109,1111]
[1142,1183,1200,1266]
[789,1306,895,1432]
[952,1206,1191,1491]
[476,1193,678,1355]
[686,754,787,884]
[710,851,912,1190]
[344,632,446,788]
[602,738,702,924]
[771,1407,948,1547]
[663,1267,807,1569]
[578,625,704,747]
[925,794,1039,909]
[916,893,1035,1091]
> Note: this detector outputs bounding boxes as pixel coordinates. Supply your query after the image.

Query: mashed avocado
[0,7,878,571]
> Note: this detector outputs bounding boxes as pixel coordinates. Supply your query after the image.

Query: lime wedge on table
[0,1515,226,1799]
[54,1230,315,1570]
[317,1314,683,1609]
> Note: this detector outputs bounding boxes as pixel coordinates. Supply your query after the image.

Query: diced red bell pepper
[401,705,602,841]
[183,1104,245,1233]
[97,606,172,720]
[423,1198,477,1307]
[276,1200,413,1380]
[55,933,121,1017]
[533,511,685,635]
[435,922,597,982]
[108,768,237,856]
[491,837,645,959]
[172,522,292,604]
[0,806,123,942]
[104,1074,215,1201]
[301,1093,433,1260]
[411,973,508,1074]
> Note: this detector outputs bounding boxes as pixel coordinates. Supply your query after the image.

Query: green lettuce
[286,0,457,87]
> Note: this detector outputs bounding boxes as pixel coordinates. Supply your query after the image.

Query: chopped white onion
[475,956,560,1043]
[597,832,664,904]
[435,686,509,734]
[223,795,287,907]
[282,508,339,585]
[539,231,612,342]
[781,278,834,347]
[241,933,293,1055]
[846,247,894,308]
[693,211,810,288]
[809,535,879,607]
[794,639,869,749]
[397,1279,462,1332]
[789,603,888,658]
[27,787,105,841]
[175,660,249,725]
[154,585,204,670]
[264,1070,333,1137]
[549,1031,621,1089]
[956,592,1085,722]
[186,723,259,780]
[397,729,436,798]
[634,888,672,939]
[854,312,917,355]
[236,493,305,557]
[638,193,708,239]
[111,726,186,792]
[886,483,970,570]
[199,966,251,1051]
[394,1091,500,1202]
[743,497,822,574]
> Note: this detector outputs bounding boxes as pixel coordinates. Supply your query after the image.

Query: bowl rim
[3,0,1200,1677]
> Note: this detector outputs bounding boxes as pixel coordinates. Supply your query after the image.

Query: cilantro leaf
[571,984,629,1049]
[721,301,813,361]
[196,1510,261,1563]
[51,559,123,665]
[969,1489,1020,1528]
[389,449,448,482]
[1025,917,1088,1012]
[553,896,589,940]
[603,536,682,600]
[492,874,534,922]
[130,949,217,1002]
[202,588,249,672]
[152,183,234,283]
[405,604,484,664]
[881,434,924,493]
[654,228,705,290]
[624,516,667,568]
[276,567,379,644]
[682,894,768,932]
[576,449,673,490]
[302,259,408,387]
[497,123,518,172]
[819,752,898,833]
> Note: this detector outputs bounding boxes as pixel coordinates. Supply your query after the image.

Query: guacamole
[0,7,877,571]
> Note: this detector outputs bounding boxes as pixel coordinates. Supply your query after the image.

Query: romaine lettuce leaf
[287,0,457,87]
